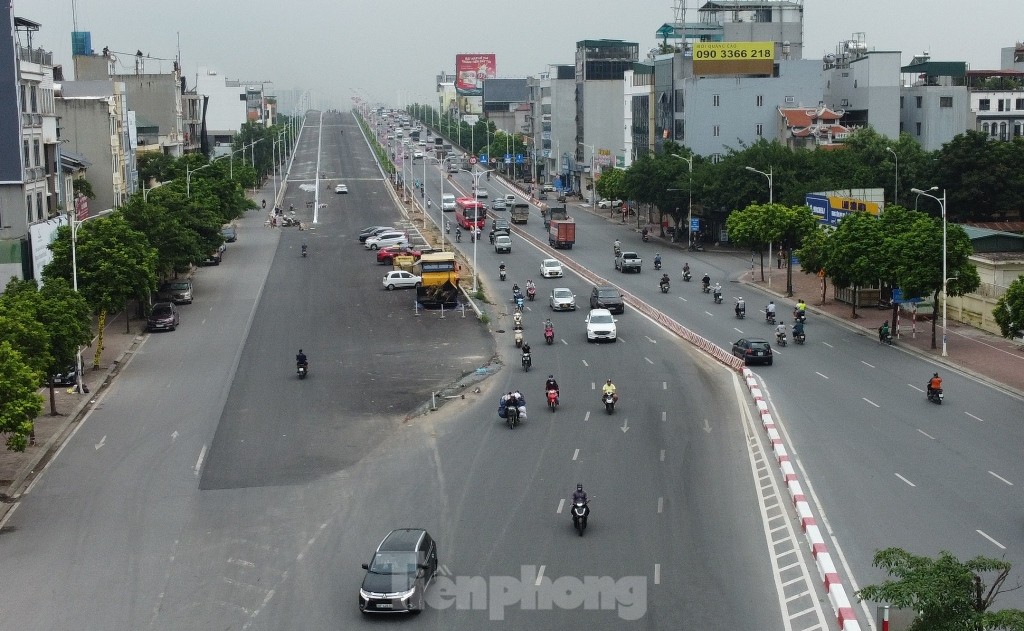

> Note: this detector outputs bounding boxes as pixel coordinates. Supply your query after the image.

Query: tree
[136,152,174,185]
[825,211,884,318]
[857,547,1024,631]
[766,204,819,296]
[0,341,43,451]
[43,214,158,364]
[0,278,92,415]
[794,225,831,305]
[993,276,1024,339]
[595,167,627,217]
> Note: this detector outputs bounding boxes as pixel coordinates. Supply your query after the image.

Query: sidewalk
[564,199,1024,396]
[0,310,144,512]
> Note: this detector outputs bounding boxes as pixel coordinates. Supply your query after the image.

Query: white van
[441,193,457,211]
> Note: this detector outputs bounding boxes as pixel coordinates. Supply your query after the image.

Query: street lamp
[887,147,898,205]
[580,143,597,211]
[744,165,774,286]
[672,154,693,246]
[461,167,490,293]
[69,208,114,392]
[910,186,948,357]
[186,155,227,198]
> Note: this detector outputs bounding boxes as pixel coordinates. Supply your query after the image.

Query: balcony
[21,112,43,127]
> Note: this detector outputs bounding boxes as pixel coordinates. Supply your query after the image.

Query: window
[979,99,990,111]
[900,96,904,109]
[756,95,764,107]
[30,85,38,113]
[712,125,720,137]
[939,96,953,108]
[915,96,923,108]
[36,192,43,220]
[1017,98,1024,110]
[756,124,763,136]
[33,139,41,167]
[915,122,921,136]
[26,195,32,223]
[998,99,1007,112]
[710,153,722,164]
[23,139,29,165]
[20,84,26,112]
[712,94,720,107]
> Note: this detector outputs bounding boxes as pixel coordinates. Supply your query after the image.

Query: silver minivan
[441,194,457,211]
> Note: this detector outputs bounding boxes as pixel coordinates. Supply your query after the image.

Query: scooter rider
[445,219,451,234]
[301,242,308,256]
[792,320,805,339]
[545,374,560,401]
[775,320,787,343]
[879,320,891,343]
[766,300,776,323]
[613,239,622,255]
[702,273,711,292]
[735,296,746,317]
[660,273,671,289]
[654,253,662,269]
[712,282,723,302]
[928,372,942,395]
[571,483,588,505]
[602,378,617,397]
[455,226,462,242]
[296,349,308,369]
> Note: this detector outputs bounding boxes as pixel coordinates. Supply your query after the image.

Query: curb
[741,367,864,631]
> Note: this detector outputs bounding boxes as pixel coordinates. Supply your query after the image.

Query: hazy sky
[23,0,1023,109]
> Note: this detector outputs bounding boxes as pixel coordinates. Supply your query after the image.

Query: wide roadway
[0,111,810,630]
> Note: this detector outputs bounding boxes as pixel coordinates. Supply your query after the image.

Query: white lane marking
[584,411,591,422]
[822,342,834,348]
[620,418,630,433]
[657,497,664,513]
[660,449,665,462]
[654,564,661,585]
[815,372,829,380]
[556,499,565,514]
[171,430,179,442]
[644,357,654,364]
[966,412,985,423]
[590,382,596,390]
[560,339,568,345]
[734,327,744,334]
[703,419,712,433]
[918,429,936,440]
[977,530,1006,549]
[679,297,687,302]
[662,381,667,390]
[863,397,880,408]
[535,565,546,586]
[895,473,916,487]
[94,435,106,450]
[581,360,589,367]
[989,471,1014,486]
[705,311,713,316]
[572,448,580,461]
[861,360,875,368]
[194,444,207,476]
[644,336,657,344]
[661,411,666,422]
[908,384,925,393]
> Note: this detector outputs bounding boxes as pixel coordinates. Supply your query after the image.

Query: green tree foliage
[825,211,883,318]
[0,341,43,451]
[0,278,92,415]
[932,131,1024,221]
[43,214,158,357]
[993,276,1024,339]
[857,547,1024,631]
[595,167,627,207]
[794,226,831,304]
[136,152,175,185]
[73,177,95,200]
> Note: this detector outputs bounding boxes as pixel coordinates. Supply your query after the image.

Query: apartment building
[899,57,970,151]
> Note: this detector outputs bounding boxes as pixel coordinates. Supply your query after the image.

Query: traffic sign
[480,154,489,164]
[469,156,478,165]
[690,218,700,232]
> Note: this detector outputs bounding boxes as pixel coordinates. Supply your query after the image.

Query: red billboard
[455,54,496,96]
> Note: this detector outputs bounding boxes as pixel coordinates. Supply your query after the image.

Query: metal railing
[17,46,53,66]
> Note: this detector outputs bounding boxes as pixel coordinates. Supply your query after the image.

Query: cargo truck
[510,202,530,224]
[548,219,576,249]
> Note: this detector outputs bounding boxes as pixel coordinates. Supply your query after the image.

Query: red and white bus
[455,197,486,229]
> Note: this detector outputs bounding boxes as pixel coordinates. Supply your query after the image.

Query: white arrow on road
[171,430,179,442]
[703,418,712,433]
[621,418,630,433]
[95,435,106,450]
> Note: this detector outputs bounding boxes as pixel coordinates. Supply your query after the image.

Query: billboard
[806,193,882,227]
[693,41,774,76]
[455,54,496,96]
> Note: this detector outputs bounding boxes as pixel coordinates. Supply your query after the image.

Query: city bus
[455,197,486,230]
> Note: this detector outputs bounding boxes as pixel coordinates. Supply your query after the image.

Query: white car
[549,288,576,311]
[598,199,623,209]
[383,270,422,290]
[413,151,423,159]
[585,308,618,342]
[475,188,489,198]
[539,258,563,278]
[335,184,348,194]
[364,231,408,250]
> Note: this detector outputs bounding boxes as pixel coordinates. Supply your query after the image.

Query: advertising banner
[455,54,496,96]
[693,41,774,76]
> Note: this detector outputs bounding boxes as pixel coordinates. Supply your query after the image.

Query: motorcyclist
[544,318,554,335]
[602,379,617,397]
[512,283,521,297]
[766,300,776,322]
[712,282,722,302]
[455,226,462,242]
[613,239,622,255]
[735,296,746,317]
[775,321,787,343]
[545,374,560,401]
[879,321,891,343]
[928,372,942,395]
[654,253,662,268]
[641,227,649,241]
[794,299,807,321]
[792,320,805,339]
[445,219,451,234]
[571,483,588,505]
[660,273,671,289]
[526,279,537,296]
[296,349,308,368]
[702,273,711,291]
[682,262,690,276]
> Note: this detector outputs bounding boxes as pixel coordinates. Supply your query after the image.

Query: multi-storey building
[530,64,575,187]
[821,35,901,138]
[966,69,1024,141]
[898,56,970,151]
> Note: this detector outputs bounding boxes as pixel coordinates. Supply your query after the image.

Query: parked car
[589,285,625,314]
[539,258,563,278]
[359,226,394,242]
[51,364,78,387]
[157,280,193,304]
[365,231,408,250]
[732,338,774,365]
[377,245,422,264]
[549,288,576,311]
[201,244,226,266]
[542,183,555,192]
[335,184,349,194]
[494,234,512,253]
[147,302,180,332]
[359,529,439,614]
[221,224,237,242]
[584,308,617,342]
[383,270,422,290]
[598,198,623,209]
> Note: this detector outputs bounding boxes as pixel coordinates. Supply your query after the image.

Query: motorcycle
[880,331,894,345]
[735,306,746,319]
[571,500,590,536]
[515,296,525,312]
[682,271,692,282]
[775,332,787,347]
[602,392,616,414]
[927,387,944,405]
[688,243,704,252]
[713,290,723,304]
[766,312,775,326]
[613,244,622,258]
[654,259,662,270]
[547,389,559,411]
[641,229,649,243]
[506,404,520,429]
[544,326,554,345]
[659,280,670,294]
[527,286,537,301]
[512,311,523,328]
[793,309,807,324]
[522,351,532,372]
[455,230,462,242]
[514,326,524,348]
[297,362,308,379]
[499,267,507,281]
[301,246,308,258]
[702,282,711,294]
[793,330,806,345]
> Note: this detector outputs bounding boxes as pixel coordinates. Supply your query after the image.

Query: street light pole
[69,208,114,392]
[887,147,898,205]
[910,186,948,356]
[744,165,774,286]
[580,143,597,211]
[461,168,491,293]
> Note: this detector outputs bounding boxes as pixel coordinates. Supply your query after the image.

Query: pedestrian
[777,252,783,269]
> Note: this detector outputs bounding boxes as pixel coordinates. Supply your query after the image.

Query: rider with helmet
[545,374,560,403]
[928,372,942,395]
[572,483,588,504]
